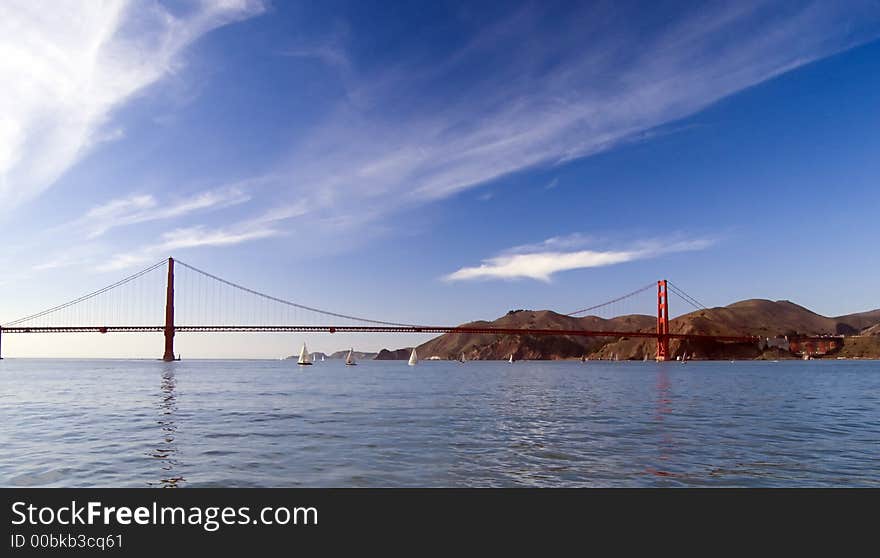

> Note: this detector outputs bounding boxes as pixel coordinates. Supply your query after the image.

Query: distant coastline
[347,299,880,362]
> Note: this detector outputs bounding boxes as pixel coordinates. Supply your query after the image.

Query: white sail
[345,348,356,365]
[408,348,418,366]
[459,352,466,363]
[509,354,514,363]
[298,342,312,365]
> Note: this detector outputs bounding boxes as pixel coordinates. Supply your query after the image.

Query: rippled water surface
[1,359,878,487]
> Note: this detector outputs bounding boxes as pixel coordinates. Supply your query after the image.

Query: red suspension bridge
[0,257,760,361]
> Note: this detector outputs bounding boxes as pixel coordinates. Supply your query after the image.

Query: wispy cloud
[266,2,880,227]
[98,202,309,271]
[282,33,352,74]
[444,237,714,282]
[504,233,597,255]
[100,226,279,271]
[0,0,265,211]
[7,1,880,272]
[77,186,251,238]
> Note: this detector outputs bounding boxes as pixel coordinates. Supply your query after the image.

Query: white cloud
[0,0,264,211]
[78,186,251,238]
[160,225,279,252]
[504,233,597,255]
[445,237,714,282]
[268,2,880,226]
[99,225,280,271]
[447,250,637,282]
[282,39,352,74]
[98,202,307,271]
[7,2,880,272]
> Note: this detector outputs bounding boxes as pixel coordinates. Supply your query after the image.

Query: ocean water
[1,358,878,487]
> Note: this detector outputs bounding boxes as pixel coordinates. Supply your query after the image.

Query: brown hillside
[835,309,880,334]
[598,300,880,360]
[670,300,880,337]
[415,310,654,360]
[383,300,879,361]
[375,348,414,360]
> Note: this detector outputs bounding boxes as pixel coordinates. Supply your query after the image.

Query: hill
[597,299,880,360]
[375,348,415,360]
[384,300,880,361]
[415,310,654,360]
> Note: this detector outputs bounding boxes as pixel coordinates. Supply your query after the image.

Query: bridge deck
[0,325,759,343]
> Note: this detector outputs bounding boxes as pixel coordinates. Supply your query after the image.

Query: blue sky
[1,0,879,357]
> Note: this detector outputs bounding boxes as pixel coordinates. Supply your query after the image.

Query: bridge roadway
[0,324,760,344]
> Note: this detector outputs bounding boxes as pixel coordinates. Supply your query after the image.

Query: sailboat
[297,342,313,365]
[459,352,466,363]
[322,355,326,362]
[643,354,649,362]
[345,348,357,366]
[508,354,514,363]
[408,348,418,366]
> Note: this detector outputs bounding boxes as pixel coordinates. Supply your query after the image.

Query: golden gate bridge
[0,257,760,361]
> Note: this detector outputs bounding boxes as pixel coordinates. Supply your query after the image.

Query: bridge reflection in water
[648,368,679,480]
[148,364,184,488]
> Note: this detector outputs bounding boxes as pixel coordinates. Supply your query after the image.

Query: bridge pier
[162,257,176,361]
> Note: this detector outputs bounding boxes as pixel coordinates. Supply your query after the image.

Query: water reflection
[148,364,184,487]
[655,368,673,422]
[650,368,679,478]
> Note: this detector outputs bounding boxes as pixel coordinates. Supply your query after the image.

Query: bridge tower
[162,257,176,361]
[656,279,670,361]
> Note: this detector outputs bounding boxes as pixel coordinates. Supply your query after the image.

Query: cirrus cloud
[0,0,265,212]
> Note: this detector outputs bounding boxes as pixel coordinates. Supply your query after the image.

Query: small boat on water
[297,343,313,366]
[408,348,418,366]
[459,352,466,363]
[322,355,326,362]
[643,354,649,362]
[345,348,357,366]
[508,354,514,363]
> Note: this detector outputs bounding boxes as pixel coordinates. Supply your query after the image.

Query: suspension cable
[565,282,655,316]
[667,281,708,311]
[174,259,418,327]
[2,259,168,326]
